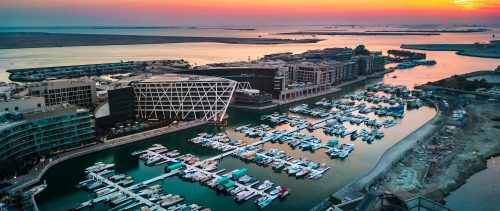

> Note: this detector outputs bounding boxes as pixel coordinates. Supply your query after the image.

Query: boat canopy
[232,168,248,179]
[223,181,236,189]
[328,139,339,146]
[166,162,184,171]
[216,176,230,184]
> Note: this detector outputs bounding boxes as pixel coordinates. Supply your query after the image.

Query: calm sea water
[0,25,498,84]
[445,156,500,211]
[0,26,497,210]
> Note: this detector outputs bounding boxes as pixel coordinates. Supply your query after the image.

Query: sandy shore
[375,99,500,204]
[0,32,323,49]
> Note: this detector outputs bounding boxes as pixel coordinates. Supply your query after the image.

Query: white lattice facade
[131,74,237,122]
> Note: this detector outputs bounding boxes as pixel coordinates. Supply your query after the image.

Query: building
[290,62,333,86]
[0,102,95,165]
[181,67,288,99]
[8,61,144,82]
[28,79,97,109]
[95,86,137,130]
[0,96,44,112]
[356,54,386,75]
[130,74,237,122]
[290,61,358,86]
[234,89,273,107]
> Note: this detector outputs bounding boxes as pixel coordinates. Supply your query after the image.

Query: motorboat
[295,168,309,178]
[272,161,285,170]
[235,190,254,202]
[269,186,282,195]
[257,180,273,190]
[288,165,301,175]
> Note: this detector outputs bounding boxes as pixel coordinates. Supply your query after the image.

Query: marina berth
[68,82,428,210]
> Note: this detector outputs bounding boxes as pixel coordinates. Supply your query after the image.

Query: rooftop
[134,73,234,83]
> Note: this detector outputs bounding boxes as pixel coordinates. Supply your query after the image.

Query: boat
[295,168,309,178]
[145,156,162,165]
[235,190,254,202]
[167,203,187,211]
[166,150,180,157]
[229,186,246,195]
[269,186,282,195]
[254,195,268,205]
[309,172,323,180]
[338,150,349,158]
[131,150,145,156]
[272,161,285,170]
[109,174,127,181]
[278,187,290,198]
[287,166,301,175]
[257,180,273,190]
[259,197,274,209]
[158,195,184,207]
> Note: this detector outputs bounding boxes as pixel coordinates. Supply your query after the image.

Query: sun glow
[453,0,498,10]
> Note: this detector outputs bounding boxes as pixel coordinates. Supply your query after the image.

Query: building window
[15,106,18,111]
[4,108,8,111]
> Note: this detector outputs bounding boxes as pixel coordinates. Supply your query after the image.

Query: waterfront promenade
[277,69,394,106]
[1,120,208,193]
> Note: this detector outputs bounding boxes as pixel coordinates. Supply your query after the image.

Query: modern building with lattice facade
[130,74,237,122]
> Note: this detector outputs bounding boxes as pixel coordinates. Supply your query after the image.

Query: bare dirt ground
[375,101,500,204]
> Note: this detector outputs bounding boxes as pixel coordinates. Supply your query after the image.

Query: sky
[1,0,499,26]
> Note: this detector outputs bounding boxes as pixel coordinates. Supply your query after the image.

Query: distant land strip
[366,28,488,33]
[188,27,256,31]
[0,32,323,49]
[401,43,500,59]
[277,31,440,36]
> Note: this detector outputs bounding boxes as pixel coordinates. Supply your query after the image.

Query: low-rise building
[234,89,273,107]
[0,96,44,112]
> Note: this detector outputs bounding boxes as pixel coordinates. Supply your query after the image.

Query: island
[366,28,488,33]
[0,32,323,49]
[277,31,440,36]
[401,40,500,59]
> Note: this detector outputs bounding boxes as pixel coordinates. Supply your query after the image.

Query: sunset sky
[1,0,499,26]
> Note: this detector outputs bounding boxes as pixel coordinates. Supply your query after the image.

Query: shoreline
[0,32,323,49]
[370,99,500,205]
[0,120,208,193]
[332,101,441,199]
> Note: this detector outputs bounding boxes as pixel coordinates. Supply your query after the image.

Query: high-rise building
[130,74,237,122]
[28,79,97,109]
